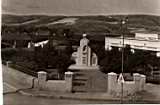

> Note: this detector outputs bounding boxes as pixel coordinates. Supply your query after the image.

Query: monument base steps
[71,70,108,93]
[72,70,89,92]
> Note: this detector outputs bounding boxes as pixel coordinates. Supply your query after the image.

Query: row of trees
[2,37,160,79]
[1,37,75,79]
[33,40,74,79]
[2,24,159,77]
[99,45,160,75]
[2,25,74,39]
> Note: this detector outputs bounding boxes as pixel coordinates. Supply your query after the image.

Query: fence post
[140,74,146,91]
[38,71,47,90]
[108,72,117,94]
[6,61,12,67]
[65,71,73,92]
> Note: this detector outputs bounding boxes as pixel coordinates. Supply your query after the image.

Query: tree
[35,42,74,79]
[89,41,105,63]
[100,47,122,73]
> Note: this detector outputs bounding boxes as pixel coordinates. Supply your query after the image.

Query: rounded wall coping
[38,71,47,74]
[108,72,117,75]
[65,71,73,75]
[133,73,140,76]
[140,74,146,78]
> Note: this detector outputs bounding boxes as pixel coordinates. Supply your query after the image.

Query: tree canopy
[100,45,160,75]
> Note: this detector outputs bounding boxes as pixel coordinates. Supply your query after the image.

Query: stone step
[73,76,88,80]
[73,81,86,86]
[71,70,93,92]
[72,86,87,92]
[73,78,87,82]
[74,73,85,77]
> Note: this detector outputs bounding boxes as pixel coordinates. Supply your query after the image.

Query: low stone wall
[3,61,73,92]
[116,81,135,96]
[108,72,146,97]
[37,71,73,92]
[3,62,147,94]
[46,80,66,92]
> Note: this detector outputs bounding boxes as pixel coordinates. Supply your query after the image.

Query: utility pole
[120,17,128,104]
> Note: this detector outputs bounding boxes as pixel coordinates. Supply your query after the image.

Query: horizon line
[2,12,160,17]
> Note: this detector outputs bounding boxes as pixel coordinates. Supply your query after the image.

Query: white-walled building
[105,33,160,57]
[135,33,160,40]
[28,40,49,48]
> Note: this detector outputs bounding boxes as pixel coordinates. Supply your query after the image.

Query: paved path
[3,83,17,93]
[2,65,32,94]
[146,83,160,96]
[140,83,160,101]
[4,93,121,105]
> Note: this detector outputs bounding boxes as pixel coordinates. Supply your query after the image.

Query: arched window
[83,45,87,52]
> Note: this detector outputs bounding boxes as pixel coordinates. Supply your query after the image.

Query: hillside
[2,14,160,35]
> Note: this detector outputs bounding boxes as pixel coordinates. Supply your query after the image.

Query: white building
[105,33,160,57]
[28,40,49,48]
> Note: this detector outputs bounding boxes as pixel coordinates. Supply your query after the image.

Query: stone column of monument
[79,34,90,66]
[87,47,91,66]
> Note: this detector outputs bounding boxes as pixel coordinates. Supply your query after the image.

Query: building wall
[105,37,160,51]
[135,33,159,40]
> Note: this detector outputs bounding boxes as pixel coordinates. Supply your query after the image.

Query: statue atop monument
[69,34,99,70]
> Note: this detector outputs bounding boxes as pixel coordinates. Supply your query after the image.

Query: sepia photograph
[1,0,160,104]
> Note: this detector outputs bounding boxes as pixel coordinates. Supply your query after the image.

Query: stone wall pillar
[38,71,47,90]
[6,61,12,67]
[107,72,117,94]
[140,74,146,91]
[88,47,91,66]
[133,73,141,92]
[65,71,73,92]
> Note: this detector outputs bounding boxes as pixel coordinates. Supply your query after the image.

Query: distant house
[32,38,72,51]
[34,40,49,47]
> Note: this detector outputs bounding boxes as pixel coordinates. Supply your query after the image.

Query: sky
[2,0,160,16]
